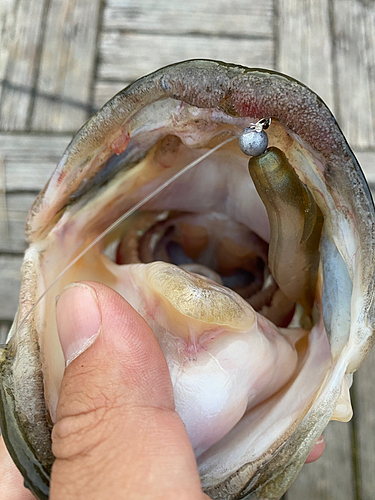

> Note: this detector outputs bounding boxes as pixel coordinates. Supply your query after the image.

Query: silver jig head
[239,118,271,156]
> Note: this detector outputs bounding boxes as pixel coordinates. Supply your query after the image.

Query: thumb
[51,282,206,500]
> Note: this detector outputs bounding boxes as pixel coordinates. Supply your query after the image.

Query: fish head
[1,60,375,500]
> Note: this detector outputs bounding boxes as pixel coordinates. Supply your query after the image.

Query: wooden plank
[332,0,375,149]
[277,0,335,112]
[0,134,70,192]
[0,133,69,252]
[31,0,101,132]
[0,194,36,253]
[353,348,375,500]
[97,32,274,83]
[0,322,11,344]
[286,421,355,500]
[0,0,46,130]
[355,150,375,187]
[103,0,273,38]
[0,158,10,248]
[94,81,127,110]
[0,255,22,321]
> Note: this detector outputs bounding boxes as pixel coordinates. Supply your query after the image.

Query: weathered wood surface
[94,80,126,109]
[1,1,375,499]
[332,0,375,149]
[0,255,22,321]
[0,0,101,133]
[98,32,274,84]
[31,0,101,132]
[287,421,356,500]
[355,347,375,500]
[103,0,273,37]
[0,134,71,252]
[0,0,46,130]
[0,134,71,192]
[95,0,274,107]
[278,0,335,112]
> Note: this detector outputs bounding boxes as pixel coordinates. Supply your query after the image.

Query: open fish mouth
[1,59,375,500]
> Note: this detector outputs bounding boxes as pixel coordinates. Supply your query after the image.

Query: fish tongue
[114,261,299,456]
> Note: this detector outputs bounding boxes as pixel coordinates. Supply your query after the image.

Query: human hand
[0,282,324,500]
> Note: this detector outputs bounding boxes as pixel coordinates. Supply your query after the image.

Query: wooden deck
[1,0,375,498]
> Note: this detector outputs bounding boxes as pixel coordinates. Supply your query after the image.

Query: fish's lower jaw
[97,260,303,459]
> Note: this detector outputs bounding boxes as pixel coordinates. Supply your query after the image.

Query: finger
[305,435,325,463]
[51,282,208,500]
[0,436,35,500]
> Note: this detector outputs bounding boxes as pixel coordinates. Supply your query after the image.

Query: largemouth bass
[0,59,374,500]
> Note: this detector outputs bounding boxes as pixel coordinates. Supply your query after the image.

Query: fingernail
[56,283,101,366]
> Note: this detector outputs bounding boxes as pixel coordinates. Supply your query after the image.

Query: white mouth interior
[30,100,356,486]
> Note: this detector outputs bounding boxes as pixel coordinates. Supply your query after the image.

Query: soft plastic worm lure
[240,119,323,316]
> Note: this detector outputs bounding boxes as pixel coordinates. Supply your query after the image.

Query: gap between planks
[277,0,375,150]
[0,0,101,133]
[102,0,274,38]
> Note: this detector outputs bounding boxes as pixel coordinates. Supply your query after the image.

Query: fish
[0,59,374,500]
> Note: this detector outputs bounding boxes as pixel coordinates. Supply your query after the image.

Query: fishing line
[14,134,237,335]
